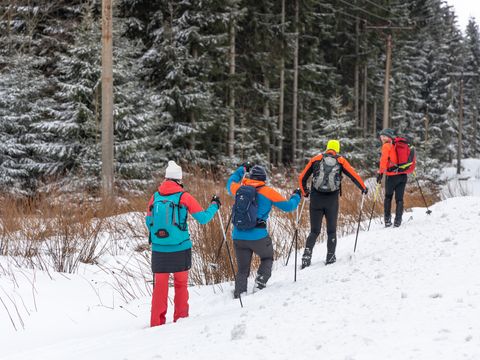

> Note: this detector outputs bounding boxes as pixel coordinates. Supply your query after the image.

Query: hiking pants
[150,271,189,327]
[384,174,408,221]
[233,236,273,294]
[305,191,339,256]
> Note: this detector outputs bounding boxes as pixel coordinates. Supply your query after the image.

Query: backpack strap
[174,191,188,230]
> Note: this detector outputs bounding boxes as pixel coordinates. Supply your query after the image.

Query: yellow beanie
[326,139,340,153]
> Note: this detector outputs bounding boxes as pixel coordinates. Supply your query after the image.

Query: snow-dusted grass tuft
[0,168,439,298]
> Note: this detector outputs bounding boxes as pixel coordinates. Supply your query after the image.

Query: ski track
[1,197,480,360]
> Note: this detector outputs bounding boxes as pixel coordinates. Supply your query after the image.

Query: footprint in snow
[430,293,443,299]
[231,323,247,340]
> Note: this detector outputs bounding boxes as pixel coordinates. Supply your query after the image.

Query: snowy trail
[2,197,480,360]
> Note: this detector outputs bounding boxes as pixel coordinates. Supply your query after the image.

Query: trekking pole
[217,210,243,308]
[367,183,382,231]
[294,218,298,282]
[353,193,366,253]
[413,172,432,215]
[212,209,233,264]
[285,198,306,266]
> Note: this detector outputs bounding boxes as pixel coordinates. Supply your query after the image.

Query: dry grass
[0,167,440,291]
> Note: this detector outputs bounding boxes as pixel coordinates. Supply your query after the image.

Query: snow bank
[441,158,480,198]
[1,196,480,359]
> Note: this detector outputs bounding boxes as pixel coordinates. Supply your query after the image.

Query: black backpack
[232,185,259,230]
[312,153,342,192]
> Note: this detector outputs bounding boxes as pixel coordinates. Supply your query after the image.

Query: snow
[441,158,480,197]
[2,160,480,359]
[1,192,480,359]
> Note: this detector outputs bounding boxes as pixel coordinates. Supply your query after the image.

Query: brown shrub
[0,167,439,289]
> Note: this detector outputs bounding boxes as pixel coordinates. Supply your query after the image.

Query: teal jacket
[146,180,218,252]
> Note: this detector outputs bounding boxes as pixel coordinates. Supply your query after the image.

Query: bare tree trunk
[354,13,360,126]
[372,101,377,136]
[264,77,271,164]
[190,46,198,151]
[277,0,285,166]
[457,77,464,175]
[101,0,114,198]
[292,0,299,165]
[383,34,392,130]
[423,111,429,161]
[474,89,478,157]
[228,14,236,159]
[363,63,368,136]
[298,100,304,162]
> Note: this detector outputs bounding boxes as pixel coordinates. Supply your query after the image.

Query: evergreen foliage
[1,0,479,195]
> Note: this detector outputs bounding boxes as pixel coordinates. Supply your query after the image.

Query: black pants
[305,191,339,256]
[233,236,273,294]
[384,174,407,221]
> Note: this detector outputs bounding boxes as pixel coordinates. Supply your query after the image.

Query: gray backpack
[312,154,342,192]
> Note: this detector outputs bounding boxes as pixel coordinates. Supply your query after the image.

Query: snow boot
[233,290,246,299]
[325,253,336,265]
[384,215,392,227]
[301,248,312,269]
[255,274,267,290]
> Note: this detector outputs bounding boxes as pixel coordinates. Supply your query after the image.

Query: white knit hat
[165,160,182,180]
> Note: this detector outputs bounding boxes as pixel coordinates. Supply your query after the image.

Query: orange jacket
[298,150,366,196]
[378,142,400,176]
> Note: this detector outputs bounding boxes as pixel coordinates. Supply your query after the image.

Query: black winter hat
[249,165,267,181]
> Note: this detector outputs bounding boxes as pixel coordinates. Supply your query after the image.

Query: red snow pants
[150,271,189,327]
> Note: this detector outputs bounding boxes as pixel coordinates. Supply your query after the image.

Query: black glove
[242,161,253,172]
[362,187,368,195]
[304,188,310,198]
[293,188,302,197]
[376,173,383,184]
[211,195,221,208]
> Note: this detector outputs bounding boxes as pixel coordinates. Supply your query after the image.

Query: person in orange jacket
[298,140,367,267]
[226,164,300,297]
[376,128,407,227]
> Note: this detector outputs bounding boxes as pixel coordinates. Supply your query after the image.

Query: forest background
[1,0,479,196]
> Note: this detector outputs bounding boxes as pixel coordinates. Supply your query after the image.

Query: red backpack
[390,137,416,174]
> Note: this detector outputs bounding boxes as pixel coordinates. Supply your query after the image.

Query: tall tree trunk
[264,77,271,164]
[383,34,392,130]
[190,46,198,151]
[228,14,236,158]
[354,11,360,126]
[292,0,299,165]
[474,89,478,157]
[372,101,377,137]
[277,0,285,166]
[363,63,368,136]
[101,0,114,198]
[457,77,464,175]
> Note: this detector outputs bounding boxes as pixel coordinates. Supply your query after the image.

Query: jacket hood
[242,178,266,188]
[158,180,184,195]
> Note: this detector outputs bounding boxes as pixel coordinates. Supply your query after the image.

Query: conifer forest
[1,0,479,195]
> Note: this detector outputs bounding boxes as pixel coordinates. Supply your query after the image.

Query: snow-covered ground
[441,158,480,198]
[1,194,480,360]
[2,159,480,359]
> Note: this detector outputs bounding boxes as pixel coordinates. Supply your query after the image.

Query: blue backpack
[232,185,260,230]
[150,192,189,246]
